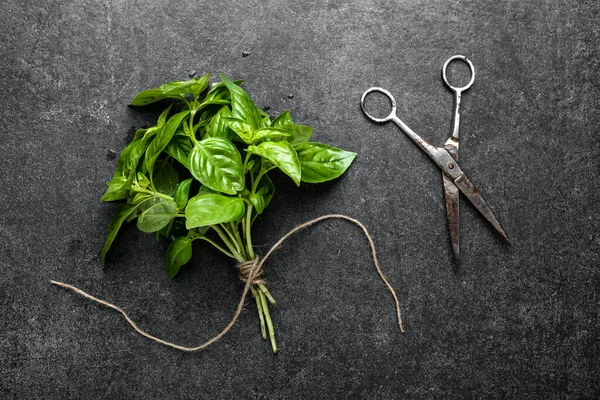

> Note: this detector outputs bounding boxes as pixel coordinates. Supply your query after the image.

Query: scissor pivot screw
[448,163,455,169]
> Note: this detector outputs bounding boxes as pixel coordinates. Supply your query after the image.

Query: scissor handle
[442,55,475,93]
[360,87,397,123]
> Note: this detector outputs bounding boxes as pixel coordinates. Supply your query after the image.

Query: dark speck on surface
[242,51,251,57]
[262,105,271,112]
[106,149,116,160]
[288,94,294,99]
[188,70,196,78]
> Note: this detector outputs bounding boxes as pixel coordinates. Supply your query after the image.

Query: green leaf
[101,203,139,266]
[246,141,301,186]
[188,137,244,195]
[165,237,193,278]
[255,174,275,212]
[280,123,313,144]
[205,106,234,140]
[130,75,210,106]
[185,193,245,229]
[132,192,152,205]
[153,161,178,196]
[101,138,149,202]
[249,193,265,214]
[219,74,264,129]
[174,178,193,209]
[144,110,190,177]
[253,127,291,143]
[165,135,192,168]
[271,110,292,127]
[137,200,177,233]
[136,172,150,189]
[222,117,254,143]
[294,142,357,183]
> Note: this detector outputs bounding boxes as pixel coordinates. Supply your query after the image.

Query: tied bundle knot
[236,258,265,285]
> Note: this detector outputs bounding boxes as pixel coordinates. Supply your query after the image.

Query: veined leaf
[253,127,291,143]
[137,200,177,233]
[222,117,254,143]
[294,142,356,183]
[206,106,234,140]
[145,110,190,177]
[165,135,192,168]
[280,123,313,144]
[174,178,193,209]
[219,74,264,129]
[188,137,244,195]
[185,193,245,229]
[130,75,210,106]
[246,141,301,186]
[101,138,149,202]
[153,161,178,196]
[165,237,193,278]
[271,110,292,127]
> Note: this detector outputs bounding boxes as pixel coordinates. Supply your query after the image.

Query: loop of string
[236,259,264,285]
[51,214,404,352]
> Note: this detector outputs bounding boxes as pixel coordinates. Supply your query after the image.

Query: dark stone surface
[1,0,599,398]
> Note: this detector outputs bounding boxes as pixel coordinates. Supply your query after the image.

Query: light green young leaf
[294,142,357,183]
[185,193,245,229]
[130,75,210,106]
[101,203,139,266]
[271,110,292,127]
[188,137,244,195]
[219,74,264,129]
[253,127,291,143]
[137,200,177,233]
[222,117,254,143]
[165,237,193,278]
[246,141,301,186]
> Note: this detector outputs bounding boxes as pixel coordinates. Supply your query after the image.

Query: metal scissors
[360,55,509,267]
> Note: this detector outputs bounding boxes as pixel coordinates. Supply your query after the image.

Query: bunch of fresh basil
[100,73,356,352]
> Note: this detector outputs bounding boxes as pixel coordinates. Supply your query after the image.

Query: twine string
[51,214,404,352]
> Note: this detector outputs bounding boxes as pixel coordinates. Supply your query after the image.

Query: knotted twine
[51,214,404,352]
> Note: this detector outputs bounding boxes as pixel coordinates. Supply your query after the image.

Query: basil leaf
[219,74,264,129]
[153,161,178,196]
[185,193,245,229]
[246,141,301,186]
[222,117,254,143]
[271,110,292,127]
[280,123,313,144]
[137,200,177,233]
[136,172,150,189]
[101,138,149,202]
[165,237,193,278]
[165,135,192,168]
[174,178,193,209]
[294,142,357,183]
[145,110,190,177]
[255,174,275,212]
[253,127,291,143]
[205,106,234,140]
[130,75,210,106]
[249,193,265,214]
[101,203,139,266]
[188,137,244,195]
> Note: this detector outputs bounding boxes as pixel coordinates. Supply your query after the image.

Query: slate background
[1,0,599,398]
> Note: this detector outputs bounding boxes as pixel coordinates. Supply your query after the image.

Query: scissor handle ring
[442,55,475,93]
[360,87,397,123]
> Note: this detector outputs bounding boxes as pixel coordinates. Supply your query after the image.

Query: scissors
[360,55,509,267]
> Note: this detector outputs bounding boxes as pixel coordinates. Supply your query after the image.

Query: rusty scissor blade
[443,173,461,267]
[452,174,510,243]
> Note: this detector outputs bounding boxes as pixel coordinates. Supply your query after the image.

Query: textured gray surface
[2,0,599,398]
